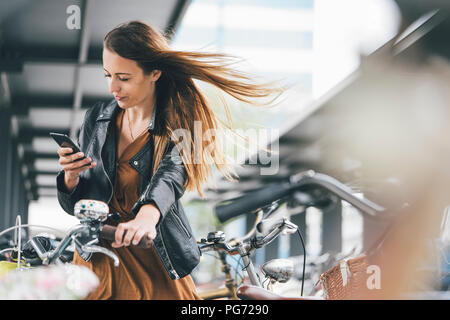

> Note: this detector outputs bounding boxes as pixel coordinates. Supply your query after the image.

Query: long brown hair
[104,20,284,197]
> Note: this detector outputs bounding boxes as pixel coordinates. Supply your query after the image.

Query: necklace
[126,109,148,141]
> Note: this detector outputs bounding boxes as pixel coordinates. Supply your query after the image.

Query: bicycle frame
[197,209,264,299]
[197,204,298,299]
[0,213,120,269]
[199,251,239,300]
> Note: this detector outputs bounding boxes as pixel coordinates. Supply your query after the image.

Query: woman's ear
[151,69,162,82]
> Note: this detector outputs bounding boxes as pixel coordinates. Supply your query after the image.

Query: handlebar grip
[215,182,292,223]
[100,225,153,249]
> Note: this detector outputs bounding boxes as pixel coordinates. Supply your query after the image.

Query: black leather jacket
[56,99,201,280]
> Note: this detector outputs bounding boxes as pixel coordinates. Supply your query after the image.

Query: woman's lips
[115,96,127,101]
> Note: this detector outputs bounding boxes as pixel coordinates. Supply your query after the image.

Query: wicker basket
[319,255,370,300]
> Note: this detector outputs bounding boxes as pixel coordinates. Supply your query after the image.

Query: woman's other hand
[57,147,96,193]
[112,204,161,248]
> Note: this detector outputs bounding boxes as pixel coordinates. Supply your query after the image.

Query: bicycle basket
[319,255,370,300]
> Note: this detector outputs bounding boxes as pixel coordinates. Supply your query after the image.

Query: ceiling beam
[1,39,76,62]
[165,0,192,40]
[16,127,70,144]
[10,94,108,115]
[0,59,23,72]
[0,44,102,64]
[27,170,60,184]
[22,151,58,164]
[35,185,56,189]
[0,72,11,109]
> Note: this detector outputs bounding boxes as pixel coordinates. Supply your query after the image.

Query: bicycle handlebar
[43,223,152,265]
[215,171,385,223]
[198,217,298,255]
[215,183,292,223]
[197,215,300,288]
[100,225,153,249]
[256,217,296,236]
[294,172,385,216]
[253,218,298,249]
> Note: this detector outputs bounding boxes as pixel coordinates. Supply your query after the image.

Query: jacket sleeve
[56,171,84,215]
[56,104,98,215]
[131,142,187,219]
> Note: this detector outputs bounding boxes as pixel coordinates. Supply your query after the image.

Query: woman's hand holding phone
[57,147,96,193]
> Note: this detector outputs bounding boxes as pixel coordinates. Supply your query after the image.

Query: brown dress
[73,109,201,300]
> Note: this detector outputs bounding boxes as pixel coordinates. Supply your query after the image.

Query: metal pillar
[264,236,280,261]
[0,110,13,230]
[289,210,307,256]
[18,171,29,225]
[10,145,22,224]
[0,109,29,230]
[321,196,342,254]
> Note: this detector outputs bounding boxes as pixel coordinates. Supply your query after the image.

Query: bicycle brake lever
[107,212,121,222]
[81,244,120,267]
[253,218,298,249]
[257,217,298,236]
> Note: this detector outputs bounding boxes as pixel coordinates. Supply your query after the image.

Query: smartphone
[50,132,90,164]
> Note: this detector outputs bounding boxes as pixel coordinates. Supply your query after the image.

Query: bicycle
[0,199,151,299]
[196,170,386,300]
[215,170,450,299]
[196,205,300,299]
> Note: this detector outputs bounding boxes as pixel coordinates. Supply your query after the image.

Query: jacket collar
[95,98,157,131]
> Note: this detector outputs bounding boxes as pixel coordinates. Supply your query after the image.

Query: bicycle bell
[207,231,226,243]
[261,259,294,283]
[74,199,109,222]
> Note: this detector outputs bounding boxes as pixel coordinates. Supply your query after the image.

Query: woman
[56,20,282,300]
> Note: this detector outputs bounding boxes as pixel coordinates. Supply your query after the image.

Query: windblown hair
[104,20,283,197]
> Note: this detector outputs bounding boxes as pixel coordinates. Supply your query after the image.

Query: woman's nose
[108,79,121,94]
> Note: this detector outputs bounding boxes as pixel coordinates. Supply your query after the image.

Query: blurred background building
[169,0,400,283]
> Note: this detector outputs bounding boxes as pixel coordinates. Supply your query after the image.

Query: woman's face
[102,48,161,109]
